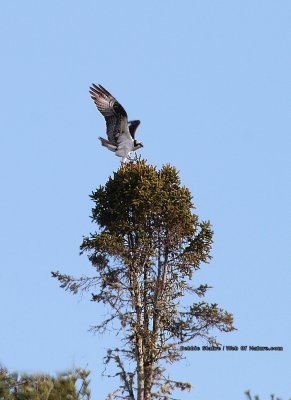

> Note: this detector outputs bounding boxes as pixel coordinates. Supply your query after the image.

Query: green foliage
[82,161,209,271]
[0,366,90,400]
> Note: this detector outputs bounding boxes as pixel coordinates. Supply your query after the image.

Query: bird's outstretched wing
[128,120,141,139]
[89,84,128,144]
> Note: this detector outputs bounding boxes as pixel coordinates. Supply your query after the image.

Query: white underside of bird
[99,135,136,163]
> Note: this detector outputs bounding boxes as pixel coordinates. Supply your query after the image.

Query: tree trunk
[136,334,144,400]
[131,267,144,400]
[144,362,155,400]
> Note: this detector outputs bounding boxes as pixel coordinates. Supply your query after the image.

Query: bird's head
[133,140,144,150]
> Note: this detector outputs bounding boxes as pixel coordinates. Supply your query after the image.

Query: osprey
[89,84,143,163]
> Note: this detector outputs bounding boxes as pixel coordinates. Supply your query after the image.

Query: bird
[89,84,143,163]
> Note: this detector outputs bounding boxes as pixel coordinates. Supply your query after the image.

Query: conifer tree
[52,159,235,400]
[0,366,90,400]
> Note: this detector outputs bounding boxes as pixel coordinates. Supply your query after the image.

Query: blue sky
[0,1,290,399]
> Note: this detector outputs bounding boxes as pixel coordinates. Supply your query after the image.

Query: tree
[0,366,91,400]
[52,159,235,400]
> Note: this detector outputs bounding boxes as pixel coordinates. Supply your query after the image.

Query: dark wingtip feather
[128,120,141,126]
[98,84,113,97]
[128,120,141,139]
[89,83,114,100]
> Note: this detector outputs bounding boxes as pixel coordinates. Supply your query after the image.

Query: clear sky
[0,1,290,399]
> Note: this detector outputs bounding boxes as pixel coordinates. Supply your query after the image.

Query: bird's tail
[99,137,117,152]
